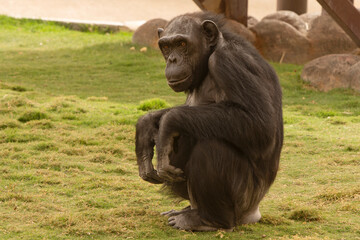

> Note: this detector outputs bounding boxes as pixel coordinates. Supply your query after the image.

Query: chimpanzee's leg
[167,139,261,231]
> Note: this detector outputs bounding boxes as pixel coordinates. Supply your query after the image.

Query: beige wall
[0,0,359,26]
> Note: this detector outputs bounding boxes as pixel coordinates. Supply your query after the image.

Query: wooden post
[224,0,248,27]
[192,0,248,26]
[192,0,206,10]
[277,0,308,15]
[317,0,360,47]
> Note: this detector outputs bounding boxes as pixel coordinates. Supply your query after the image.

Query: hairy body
[135,12,283,231]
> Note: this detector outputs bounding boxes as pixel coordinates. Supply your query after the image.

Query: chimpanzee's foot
[161,206,191,217]
[168,209,233,232]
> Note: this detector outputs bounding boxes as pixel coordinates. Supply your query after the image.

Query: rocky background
[132,10,360,93]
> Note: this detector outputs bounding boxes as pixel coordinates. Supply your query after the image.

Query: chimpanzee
[135,12,283,231]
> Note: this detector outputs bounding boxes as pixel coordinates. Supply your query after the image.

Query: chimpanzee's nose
[168,54,177,63]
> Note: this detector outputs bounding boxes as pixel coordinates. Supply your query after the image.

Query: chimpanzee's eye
[162,45,170,54]
[180,41,186,47]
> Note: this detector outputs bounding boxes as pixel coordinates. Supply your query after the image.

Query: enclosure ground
[0,16,359,240]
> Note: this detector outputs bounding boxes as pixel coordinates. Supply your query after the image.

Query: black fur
[135,12,283,231]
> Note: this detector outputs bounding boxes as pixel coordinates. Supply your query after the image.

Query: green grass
[137,98,170,111]
[0,16,359,240]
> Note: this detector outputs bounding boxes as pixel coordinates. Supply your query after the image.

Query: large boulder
[247,16,259,28]
[352,48,360,56]
[132,18,168,49]
[249,10,359,64]
[306,11,357,60]
[301,54,360,92]
[251,19,310,64]
[299,13,319,30]
[262,10,307,34]
[345,62,360,92]
[224,19,256,44]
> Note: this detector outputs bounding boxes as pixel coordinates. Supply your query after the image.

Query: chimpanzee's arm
[135,108,170,184]
[156,102,277,181]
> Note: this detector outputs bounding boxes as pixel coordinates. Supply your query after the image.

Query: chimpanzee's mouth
[168,75,191,86]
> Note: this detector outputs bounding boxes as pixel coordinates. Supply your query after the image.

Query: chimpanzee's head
[158,15,220,92]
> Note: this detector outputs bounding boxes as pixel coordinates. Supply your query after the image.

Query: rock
[132,18,168,49]
[252,10,358,64]
[247,16,259,28]
[299,13,320,31]
[345,62,360,92]
[306,12,357,60]
[301,54,360,92]
[224,19,256,44]
[251,19,310,64]
[352,48,360,56]
[262,10,307,33]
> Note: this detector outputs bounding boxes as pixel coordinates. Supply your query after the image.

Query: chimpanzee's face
[158,16,219,92]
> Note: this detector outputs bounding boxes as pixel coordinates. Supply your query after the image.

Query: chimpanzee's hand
[138,155,163,184]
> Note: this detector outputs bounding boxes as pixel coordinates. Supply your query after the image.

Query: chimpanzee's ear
[201,20,219,46]
[158,28,164,38]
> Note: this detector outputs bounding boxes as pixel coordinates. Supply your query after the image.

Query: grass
[0,15,359,240]
[137,98,170,111]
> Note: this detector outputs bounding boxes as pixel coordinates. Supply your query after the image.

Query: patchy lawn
[0,16,359,240]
